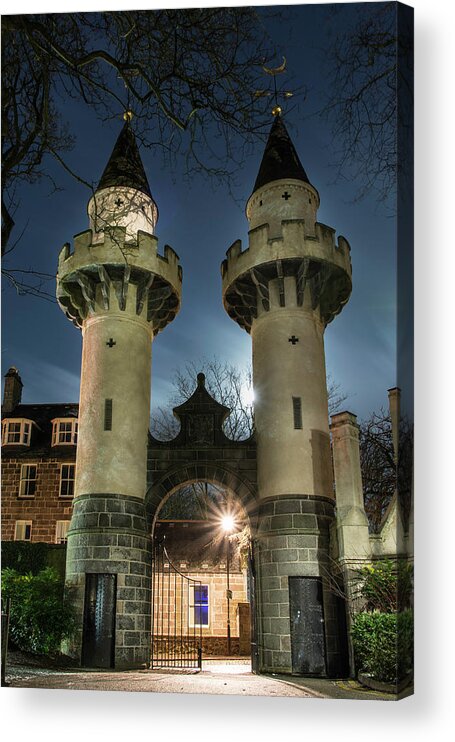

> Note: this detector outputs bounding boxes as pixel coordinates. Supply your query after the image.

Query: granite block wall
[65,493,152,669]
[254,495,346,676]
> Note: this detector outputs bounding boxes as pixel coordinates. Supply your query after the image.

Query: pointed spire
[97,121,152,198]
[252,115,311,193]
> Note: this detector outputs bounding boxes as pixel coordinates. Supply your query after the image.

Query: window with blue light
[190,584,209,627]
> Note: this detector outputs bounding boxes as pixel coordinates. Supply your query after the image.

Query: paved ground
[268,673,409,701]
[3,653,405,700]
[5,657,315,697]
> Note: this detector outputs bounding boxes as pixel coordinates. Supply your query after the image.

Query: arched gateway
[146,373,258,669]
[146,372,257,525]
[58,112,351,678]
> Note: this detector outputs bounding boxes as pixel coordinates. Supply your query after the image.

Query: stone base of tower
[253,496,349,678]
[64,494,152,669]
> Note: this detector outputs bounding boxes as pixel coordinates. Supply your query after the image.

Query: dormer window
[52,418,78,446]
[2,418,33,446]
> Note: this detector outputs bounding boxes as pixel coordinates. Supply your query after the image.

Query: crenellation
[222,219,352,286]
[337,235,351,254]
[222,217,352,332]
[73,229,93,250]
[59,242,72,261]
[58,227,182,287]
[226,239,244,260]
[162,243,180,265]
[57,226,182,330]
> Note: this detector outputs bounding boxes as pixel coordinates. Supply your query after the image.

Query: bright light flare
[221,515,235,532]
[242,386,255,406]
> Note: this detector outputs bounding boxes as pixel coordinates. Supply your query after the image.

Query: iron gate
[151,538,202,669]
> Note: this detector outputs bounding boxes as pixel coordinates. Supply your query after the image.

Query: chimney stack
[3,367,23,413]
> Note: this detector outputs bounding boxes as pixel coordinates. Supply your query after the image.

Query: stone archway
[145,372,258,527]
[147,470,257,668]
[146,462,258,529]
[144,375,259,667]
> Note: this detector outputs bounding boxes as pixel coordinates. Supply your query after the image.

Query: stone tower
[57,120,182,668]
[222,114,352,675]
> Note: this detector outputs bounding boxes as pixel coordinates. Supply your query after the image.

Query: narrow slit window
[292,397,302,429]
[104,399,113,430]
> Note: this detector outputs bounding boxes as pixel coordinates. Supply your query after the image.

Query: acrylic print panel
[1,1,413,703]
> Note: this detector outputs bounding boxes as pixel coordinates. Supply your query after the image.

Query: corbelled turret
[222,114,351,336]
[221,112,352,676]
[57,119,181,335]
[56,119,182,670]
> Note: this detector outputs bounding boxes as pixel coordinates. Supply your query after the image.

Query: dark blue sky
[2,3,401,422]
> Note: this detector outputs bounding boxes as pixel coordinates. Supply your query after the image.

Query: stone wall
[65,493,152,669]
[152,636,243,657]
[1,455,75,542]
[254,495,346,676]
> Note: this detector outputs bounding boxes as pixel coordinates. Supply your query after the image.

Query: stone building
[153,520,250,657]
[1,367,77,544]
[1,112,412,677]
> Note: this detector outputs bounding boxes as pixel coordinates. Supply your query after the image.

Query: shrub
[1,567,75,654]
[1,540,67,577]
[356,559,413,612]
[351,609,413,683]
[397,609,414,677]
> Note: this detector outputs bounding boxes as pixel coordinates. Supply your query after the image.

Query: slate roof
[2,403,79,458]
[97,121,153,198]
[252,115,312,194]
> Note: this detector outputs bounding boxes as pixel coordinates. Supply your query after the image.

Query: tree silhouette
[321,1,413,203]
[2,8,281,294]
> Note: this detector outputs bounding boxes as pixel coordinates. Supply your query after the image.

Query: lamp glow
[221,515,235,532]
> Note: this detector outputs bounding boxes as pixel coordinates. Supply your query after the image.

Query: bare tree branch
[2,8,284,265]
[359,407,413,532]
[320,2,412,204]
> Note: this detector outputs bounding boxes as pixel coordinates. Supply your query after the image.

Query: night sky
[2,2,401,424]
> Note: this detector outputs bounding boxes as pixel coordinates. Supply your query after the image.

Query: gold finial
[123,110,134,122]
[272,105,282,117]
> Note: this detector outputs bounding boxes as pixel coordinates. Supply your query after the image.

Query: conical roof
[252,115,311,193]
[97,121,152,198]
